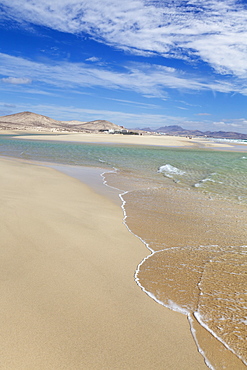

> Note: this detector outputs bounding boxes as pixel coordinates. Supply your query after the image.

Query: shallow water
[1,134,247,368]
[108,175,247,369]
[1,134,247,203]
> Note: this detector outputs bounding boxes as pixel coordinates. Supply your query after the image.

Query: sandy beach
[7,130,243,150]
[1,0,247,366]
[0,157,208,369]
[1,131,246,369]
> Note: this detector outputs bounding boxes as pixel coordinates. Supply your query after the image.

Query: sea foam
[158,164,185,176]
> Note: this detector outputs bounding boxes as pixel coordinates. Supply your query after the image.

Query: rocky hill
[72,120,122,131]
[0,112,123,133]
[1,112,246,140]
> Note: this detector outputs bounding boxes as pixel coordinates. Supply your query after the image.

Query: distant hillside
[141,125,247,140]
[77,120,122,131]
[0,111,124,133]
[1,112,246,139]
[0,111,60,128]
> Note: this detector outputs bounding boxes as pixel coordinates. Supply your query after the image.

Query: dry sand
[0,157,208,369]
[8,130,239,150]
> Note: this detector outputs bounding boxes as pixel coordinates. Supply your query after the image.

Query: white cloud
[1,0,247,79]
[3,103,16,108]
[104,97,160,109]
[85,57,101,62]
[1,52,246,98]
[213,121,226,126]
[2,77,32,84]
[213,118,247,130]
[177,106,189,110]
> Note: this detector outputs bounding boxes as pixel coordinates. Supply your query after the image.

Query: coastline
[0,156,208,369]
[1,133,246,369]
[120,183,247,369]
[3,129,247,151]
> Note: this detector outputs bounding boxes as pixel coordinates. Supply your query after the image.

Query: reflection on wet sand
[105,172,247,369]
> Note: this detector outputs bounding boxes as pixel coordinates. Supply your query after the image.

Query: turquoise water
[1,134,247,368]
[0,134,247,203]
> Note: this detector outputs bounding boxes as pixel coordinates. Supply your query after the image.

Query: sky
[0,0,247,133]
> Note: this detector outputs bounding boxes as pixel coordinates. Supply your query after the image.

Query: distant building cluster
[99,128,139,135]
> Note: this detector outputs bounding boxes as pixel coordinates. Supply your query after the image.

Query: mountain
[1,112,246,139]
[156,125,185,132]
[203,130,247,140]
[78,120,122,131]
[155,125,206,137]
[141,125,247,140]
[0,112,123,133]
[0,111,61,128]
[61,120,87,125]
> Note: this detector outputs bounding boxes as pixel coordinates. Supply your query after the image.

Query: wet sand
[0,157,207,369]
[1,132,246,369]
[104,172,247,369]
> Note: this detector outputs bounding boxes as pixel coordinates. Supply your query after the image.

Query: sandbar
[5,130,246,150]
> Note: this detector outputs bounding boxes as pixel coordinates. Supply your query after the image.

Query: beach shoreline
[1,133,246,369]
[0,156,209,369]
[2,129,247,152]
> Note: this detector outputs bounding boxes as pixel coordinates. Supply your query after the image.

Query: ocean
[0,134,246,369]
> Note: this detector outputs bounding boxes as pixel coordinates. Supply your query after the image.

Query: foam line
[100,167,216,369]
[194,312,247,366]
[83,166,246,369]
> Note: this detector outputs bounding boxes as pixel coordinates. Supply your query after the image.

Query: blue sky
[0,0,247,132]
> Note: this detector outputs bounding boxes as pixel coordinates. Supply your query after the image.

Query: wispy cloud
[176,106,189,111]
[0,52,246,98]
[212,118,247,130]
[1,0,247,79]
[0,101,180,127]
[2,77,32,84]
[3,103,16,108]
[176,100,202,108]
[104,97,160,109]
[85,57,101,63]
